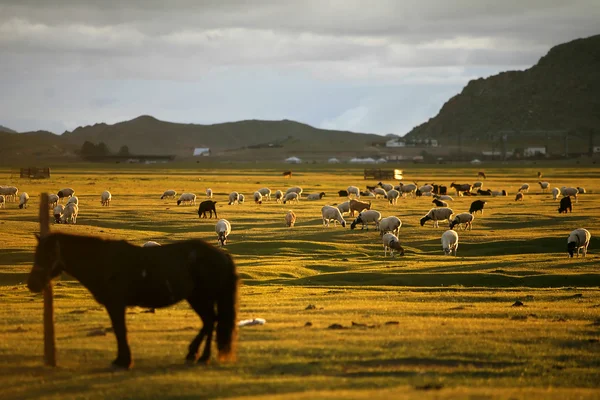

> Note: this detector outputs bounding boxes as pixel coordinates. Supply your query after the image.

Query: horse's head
[27,234,64,293]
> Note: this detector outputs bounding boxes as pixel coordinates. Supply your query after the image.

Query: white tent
[328,158,340,164]
[193,147,210,156]
[285,156,302,164]
[376,158,387,164]
[349,157,376,164]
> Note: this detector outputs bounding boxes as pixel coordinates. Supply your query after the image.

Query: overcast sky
[0,1,598,135]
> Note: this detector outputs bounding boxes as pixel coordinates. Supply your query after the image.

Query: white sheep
[347,186,360,198]
[538,181,550,193]
[567,228,591,258]
[48,194,59,208]
[283,192,299,204]
[53,204,64,223]
[253,191,263,204]
[420,207,454,228]
[228,191,239,205]
[67,196,79,206]
[62,202,79,224]
[336,201,350,215]
[161,190,177,199]
[57,188,75,201]
[18,192,29,209]
[142,241,161,247]
[561,187,579,203]
[321,205,346,227]
[306,192,326,200]
[0,186,18,202]
[386,189,400,205]
[372,188,387,198]
[378,182,394,192]
[378,216,402,236]
[258,187,271,201]
[206,188,213,198]
[518,183,530,193]
[577,187,586,194]
[434,194,454,201]
[238,193,245,204]
[275,190,283,203]
[472,181,483,191]
[350,209,382,230]
[285,186,303,196]
[397,182,417,198]
[101,190,111,206]
[285,210,296,227]
[441,229,459,256]
[177,193,197,206]
[551,187,560,200]
[382,233,404,257]
[0,195,4,209]
[449,213,474,230]
[418,184,434,195]
[215,219,232,246]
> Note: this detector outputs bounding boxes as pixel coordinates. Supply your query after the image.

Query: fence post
[39,193,57,366]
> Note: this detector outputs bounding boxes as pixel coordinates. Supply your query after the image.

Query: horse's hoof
[197,357,210,365]
[111,360,133,370]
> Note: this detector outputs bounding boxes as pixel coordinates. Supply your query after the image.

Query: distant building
[193,147,210,156]
[349,157,376,164]
[386,138,406,147]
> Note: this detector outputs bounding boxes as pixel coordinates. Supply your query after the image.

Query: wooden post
[39,193,57,366]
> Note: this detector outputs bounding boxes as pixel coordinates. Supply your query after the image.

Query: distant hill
[0,124,17,133]
[405,34,600,149]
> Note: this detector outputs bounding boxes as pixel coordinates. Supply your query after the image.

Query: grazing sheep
[253,191,263,204]
[307,192,326,200]
[478,171,487,179]
[432,198,448,207]
[441,230,459,256]
[515,192,524,201]
[449,213,474,230]
[577,187,586,194]
[321,205,346,227]
[228,191,239,205]
[215,219,232,246]
[387,189,400,205]
[142,241,161,247]
[285,210,296,227]
[57,188,75,201]
[48,194,59,208]
[161,190,177,199]
[347,186,360,198]
[469,200,487,215]
[360,191,375,198]
[378,182,394,192]
[18,192,29,209]
[561,187,579,203]
[0,186,18,202]
[472,181,483,191]
[53,204,64,223]
[283,192,299,204]
[477,189,492,196]
[338,190,349,197]
[491,190,507,197]
[567,228,591,258]
[420,207,454,228]
[378,216,402,236]
[350,210,382,230]
[206,188,213,198]
[67,196,79,206]
[238,193,245,204]
[433,194,454,201]
[0,195,5,208]
[177,193,197,206]
[397,182,418,198]
[551,187,560,200]
[101,190,111,206]
[382,233,404,257]
[558,196,572,214]
[417,184,433,196]
[258,187,272,201]
[450,183,472,196]
[62,202,78,224]
[336,201,350,215]
[275,190,283,203]
[366,185,377,191]
[198,200,218,218]
[538,181,550,193]
[372,188,388,198]
[518,183,530,193]
[285,186,303,196]
[349,199,371,216]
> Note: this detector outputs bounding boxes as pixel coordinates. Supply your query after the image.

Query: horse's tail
[216,252,239,362]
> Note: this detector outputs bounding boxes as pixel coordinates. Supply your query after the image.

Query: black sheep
[198,200,218,219]
[477,189,492,196]
[558,196,572,214]
[338,190,349,197]
[469,200,486,214]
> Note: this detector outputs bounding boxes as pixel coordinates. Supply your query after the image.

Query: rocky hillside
[405,34,600,147]
[0,124,17,133]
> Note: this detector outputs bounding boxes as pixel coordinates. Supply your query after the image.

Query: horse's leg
[106,305,132,369]
[185,297,216,363]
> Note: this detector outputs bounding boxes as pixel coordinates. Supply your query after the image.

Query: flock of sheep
[0,174,591,259]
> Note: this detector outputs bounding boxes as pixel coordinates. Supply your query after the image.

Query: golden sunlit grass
[1,163,599,399]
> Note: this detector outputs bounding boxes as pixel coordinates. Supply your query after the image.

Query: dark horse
[27,233,239,369]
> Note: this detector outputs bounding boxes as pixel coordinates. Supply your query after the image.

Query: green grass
[1,163,599,399]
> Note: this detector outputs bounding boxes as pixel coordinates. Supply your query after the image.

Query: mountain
[405,34,600,149]
[0,124,17,133]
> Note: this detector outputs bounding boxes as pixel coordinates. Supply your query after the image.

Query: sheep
[378,216,402,236]
[283,170,292,178]
[285,210,296,227]
[258,187,272,201]
[48,194,59,208]
[420,207,453,228]
[350,210,382,230]
[0,186,18,202]
[18,192,29,209]
[538,181,550,193]
[469,200,486,215]
[478,171,487,179]
[387,189,400,205]
[161,190,177,199]
[142,241,161,247]
[417,184,433,196]
[198,200,218,218]
[349,199,371,216]
[67,196,79,206]
[537,171,543,179]
[101,190,111,206]
[275,190,283,203]
[53,204,64,223]
[366,185,377,191]
[283,192,299,204]
[491,190,507,197]
[472,181,483,191]
[515,192,524,201]
[285,186,303,196]
[253,191,263,204]
[432,198,448,207]
[449,213,474,230]
[336,201,350,215]
[450,183,472,195]
[518,183,530,193]
[577,187,586,194]
[321,205,346,227]
[477,189,492,196]
[382,233,404,257]
[57,188,75,201]
[558,196,572,214]
[238,193,245,204]
[561,187,579,203]
[215,219,232,246]
[206,188,213,198]
[372,188,387,199]
[551,187,560,200]
[338,190,349,197]
[347,186,360,198]
[62,202,79,224]
[361,191,375,198]
[397,182,417,198]
[441,230,459,256]
[0,195,4,209]
[432,184,447,195]
[307,192,326,200]
[177,193,197,206]
[228,191,239,205]
[433,194,454,201]
[567,228,591,258]
[378,182,394,192]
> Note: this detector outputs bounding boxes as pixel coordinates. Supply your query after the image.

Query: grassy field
[1,163,599,399]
